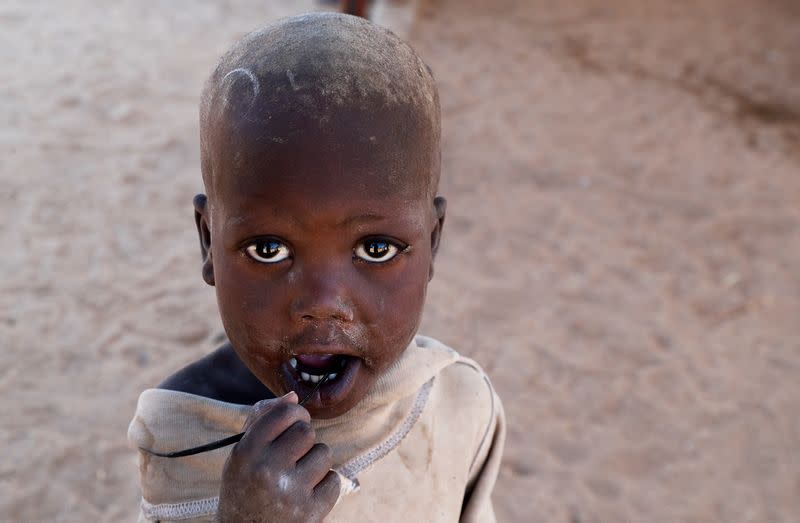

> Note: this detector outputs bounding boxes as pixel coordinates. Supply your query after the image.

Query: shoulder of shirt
[416,335,500,422]
[414,335,497,403]
[438,355,499,417]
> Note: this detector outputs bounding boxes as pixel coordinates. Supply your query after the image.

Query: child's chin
[305,393,363,419]
[279,356,366,418]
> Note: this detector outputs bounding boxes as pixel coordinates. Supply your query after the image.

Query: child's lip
[288,343,360,360]
[295,353,338,367]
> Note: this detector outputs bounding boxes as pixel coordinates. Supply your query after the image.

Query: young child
[128,12,505,522]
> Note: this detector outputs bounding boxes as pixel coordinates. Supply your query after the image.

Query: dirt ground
[2,0,799,521]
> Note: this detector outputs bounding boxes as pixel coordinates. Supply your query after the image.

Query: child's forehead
[214,142,431,211]
[208,99,436,203]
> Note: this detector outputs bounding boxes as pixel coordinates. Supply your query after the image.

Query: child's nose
[290,266,355,323]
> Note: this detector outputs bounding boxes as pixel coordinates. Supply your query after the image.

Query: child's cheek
[214,257,285,353]
[365,257,428,359]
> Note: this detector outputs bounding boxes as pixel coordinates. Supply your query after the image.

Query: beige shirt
[128,335,505,522]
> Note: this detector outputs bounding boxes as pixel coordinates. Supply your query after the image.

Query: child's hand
[217,392,340,522]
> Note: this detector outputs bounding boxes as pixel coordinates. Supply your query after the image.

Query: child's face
[199,111,443,418]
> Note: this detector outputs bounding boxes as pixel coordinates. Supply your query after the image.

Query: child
[128,12,505,522]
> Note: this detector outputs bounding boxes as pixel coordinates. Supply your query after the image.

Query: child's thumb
[242,391,298,431]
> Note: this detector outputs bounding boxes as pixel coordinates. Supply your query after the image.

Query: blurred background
[2,0,799,521]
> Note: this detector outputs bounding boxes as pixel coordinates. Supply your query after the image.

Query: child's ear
[193,194,215,286]
[429,196,447,281]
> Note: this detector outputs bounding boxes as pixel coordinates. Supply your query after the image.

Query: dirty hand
[217,392,340,522]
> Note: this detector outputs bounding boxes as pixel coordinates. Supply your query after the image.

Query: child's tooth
[310,374,320,383]
[289,357,298,369]
[328,373,337,380]
[300,371,311,381]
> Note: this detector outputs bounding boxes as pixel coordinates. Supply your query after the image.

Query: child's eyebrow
[224,215,248,227]
[224,212,390,230]
[336,213,386,227]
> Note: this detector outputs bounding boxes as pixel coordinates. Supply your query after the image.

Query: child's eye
[354,239,403,263]
[245,240,291,264]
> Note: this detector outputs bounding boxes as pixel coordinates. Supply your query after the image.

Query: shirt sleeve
[460,373,506,523]
[127,389,250,522]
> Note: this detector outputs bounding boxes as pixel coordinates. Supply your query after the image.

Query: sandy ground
[2,0,799,521]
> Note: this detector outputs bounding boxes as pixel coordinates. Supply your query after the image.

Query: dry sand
[2,0,799,521]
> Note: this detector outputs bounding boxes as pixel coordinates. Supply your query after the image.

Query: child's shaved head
[199,13,441,202]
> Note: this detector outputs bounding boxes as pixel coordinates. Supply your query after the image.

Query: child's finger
[295,443,333,486]
[268,420,317,462]
[239,399,309,452]
[242,392,298,432]
[311,470,341,510]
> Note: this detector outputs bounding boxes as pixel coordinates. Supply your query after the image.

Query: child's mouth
[290,354,348,383]
[282,352,362,409]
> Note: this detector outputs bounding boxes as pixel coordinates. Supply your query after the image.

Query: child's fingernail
[283,391,298,402]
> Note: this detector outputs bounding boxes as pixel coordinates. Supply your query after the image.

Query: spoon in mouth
[140,374,331,458]
[297,372,331,406]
